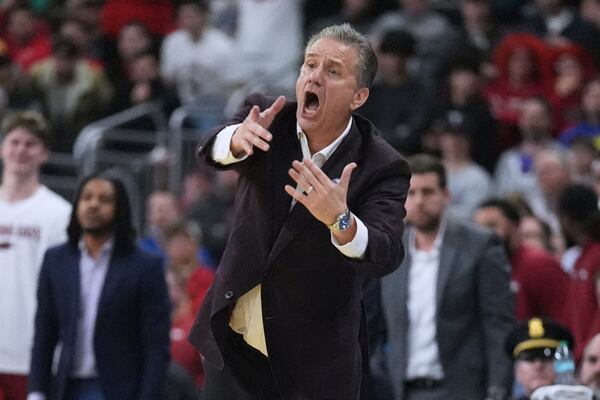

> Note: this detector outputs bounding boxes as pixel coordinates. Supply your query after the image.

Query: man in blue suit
[28,175,171,400]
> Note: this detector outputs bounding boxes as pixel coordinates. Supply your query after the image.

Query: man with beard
[380,153,515,400]
[28,175,171,400]
[474,198,569,324]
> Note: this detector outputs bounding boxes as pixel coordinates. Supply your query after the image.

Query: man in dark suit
[380,154,515,400]
[189,24,411,400]
[28,175,171,400]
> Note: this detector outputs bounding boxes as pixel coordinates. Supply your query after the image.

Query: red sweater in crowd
[566,241,600,361]
[511,244,570,325]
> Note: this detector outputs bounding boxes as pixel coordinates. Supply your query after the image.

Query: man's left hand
[285,159,356,226]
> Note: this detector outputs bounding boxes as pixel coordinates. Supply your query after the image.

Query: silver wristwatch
[329,209,352,232]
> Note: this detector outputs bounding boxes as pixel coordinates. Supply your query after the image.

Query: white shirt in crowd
[405,222,447,380]
[0,186,71,374]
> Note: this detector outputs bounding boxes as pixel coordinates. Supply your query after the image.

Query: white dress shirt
[71,238,113,378]
[405,223,446,380]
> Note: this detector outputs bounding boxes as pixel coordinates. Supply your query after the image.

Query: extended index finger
[260,95,286,128]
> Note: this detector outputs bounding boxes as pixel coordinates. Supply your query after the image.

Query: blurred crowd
[1,0,600,399]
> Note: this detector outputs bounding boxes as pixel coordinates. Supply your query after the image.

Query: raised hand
[285,159,357,226]
[230,95,286,157]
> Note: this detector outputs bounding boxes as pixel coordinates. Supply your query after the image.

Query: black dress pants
[200,328,281,400]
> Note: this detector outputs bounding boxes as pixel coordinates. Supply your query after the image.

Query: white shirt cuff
[331,214,368,259]
[27,392,46,400]
[211,123,248,164]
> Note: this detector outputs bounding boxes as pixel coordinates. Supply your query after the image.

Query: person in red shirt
[474,198,569,324]
[164,220,215,387]
[0,5,51,71]
[558,183,600,361]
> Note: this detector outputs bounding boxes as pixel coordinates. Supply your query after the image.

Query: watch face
[338,211,351,231]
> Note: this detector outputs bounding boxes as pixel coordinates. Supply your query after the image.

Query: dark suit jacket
[29,243,171,400]
[188,94,411,400]
[380,218,515,400]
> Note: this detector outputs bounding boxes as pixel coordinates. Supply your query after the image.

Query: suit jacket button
[225,291,234,299]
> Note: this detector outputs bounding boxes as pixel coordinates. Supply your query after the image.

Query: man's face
[405,172,448,232]
[296,38,368,137]
[515,357,555,395]
[518,99,553,140]
[147,192,179,229]
[580,335,600,390]
[177,4,206,35]
[474,207,515,242]
[77,178,117,236]
[0,128,48,178]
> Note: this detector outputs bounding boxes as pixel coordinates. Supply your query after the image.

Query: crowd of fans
[1,0,600,399]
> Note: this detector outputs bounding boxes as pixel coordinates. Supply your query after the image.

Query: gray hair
[306,23,378,89]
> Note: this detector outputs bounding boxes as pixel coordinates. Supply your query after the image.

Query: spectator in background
[533,147,572,234]
[560,78,600,150]
[369,0,460,93]
[0,5,52,71]
[436,116,493,220]
[520,0,600,67]
[104,21,155,95]
[545,42,597,132]
[518,214,556,254]
[0,111,71,400]
[165,221,214,387]
[495,96,562,212]
[29,38,113,151]
[28,174,171,400]
[567,136,599,186]
[428,60,499,172]
[380,154,514,400]
[0,54,35,119]
[579,332,600,397]
[505,317,574,400]
[58,16,104,69]
[62,0,106,63]
[357,29,427,154]
[186,170,237,264]
[140,190,215,268]
[232,0,303,96]
[484,33,550,150]
[111,50,177,114]
[455,0,504,70]
[160,0,235,132]
[558,183,600,360]
[474,198,568,323]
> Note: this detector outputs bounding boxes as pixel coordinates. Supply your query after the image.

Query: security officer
[505,317,574,400]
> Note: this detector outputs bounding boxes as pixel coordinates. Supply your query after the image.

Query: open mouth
[303,91,320,113]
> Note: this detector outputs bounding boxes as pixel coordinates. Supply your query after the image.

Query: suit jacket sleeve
[137,256,171,400]
[477,235,515,393]
[345,158,410,278]
[28,250,59,396]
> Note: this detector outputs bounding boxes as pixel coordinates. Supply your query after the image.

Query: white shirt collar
[296,117,353,163]
[78,237,114,257]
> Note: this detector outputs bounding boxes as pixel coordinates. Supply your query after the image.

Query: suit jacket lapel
[270,119,302,243]
[97,253,124,320]
[266,121,365,267]
[436,220,459,310]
